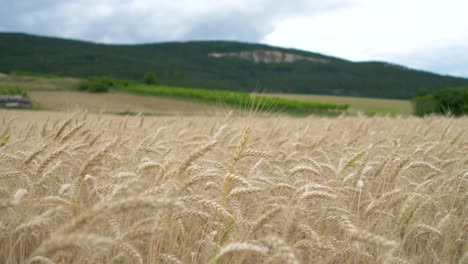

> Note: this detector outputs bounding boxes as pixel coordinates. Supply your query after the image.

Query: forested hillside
[1,33,467,99]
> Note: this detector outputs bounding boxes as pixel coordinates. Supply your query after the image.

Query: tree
[413,87,468,116]
[144,72,157,85]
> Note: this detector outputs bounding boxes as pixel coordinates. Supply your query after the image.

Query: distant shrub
[144,73,157,85]
[413,87,468,116]
[78,76,119,93]
[79,76,138,93]
[413,93,437,116]
[78,80,107,93]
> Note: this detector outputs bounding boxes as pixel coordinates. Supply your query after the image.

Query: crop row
[119,84,348,114]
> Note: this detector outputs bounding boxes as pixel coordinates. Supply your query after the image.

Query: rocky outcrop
[208,50,330,64]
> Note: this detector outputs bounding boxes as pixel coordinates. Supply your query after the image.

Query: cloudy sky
[1,0,467,77]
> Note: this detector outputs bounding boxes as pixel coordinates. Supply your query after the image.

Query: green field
[117,84,348,115]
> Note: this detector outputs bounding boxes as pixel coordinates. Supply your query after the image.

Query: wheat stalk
[213,242,268,262]
[1,110,466,263]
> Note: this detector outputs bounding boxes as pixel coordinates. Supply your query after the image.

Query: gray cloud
[0,0,349,43]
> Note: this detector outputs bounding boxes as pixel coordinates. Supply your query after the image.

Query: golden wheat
[0,110,466,263]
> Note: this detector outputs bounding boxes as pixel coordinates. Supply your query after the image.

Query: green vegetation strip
[11,70,61,78]
[1,86,28,96]
[118,84,348,115]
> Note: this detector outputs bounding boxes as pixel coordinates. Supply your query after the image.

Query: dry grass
[0,74,81,91]
[0,109,467,263]
[264,93,412,115]
[29,91,219,114]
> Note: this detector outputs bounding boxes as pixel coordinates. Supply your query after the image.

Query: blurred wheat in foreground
[0,111,467,264]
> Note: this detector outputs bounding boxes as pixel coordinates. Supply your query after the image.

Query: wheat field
[0,110,467,264]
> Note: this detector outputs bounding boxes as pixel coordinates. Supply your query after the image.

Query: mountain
[1,32,467,99]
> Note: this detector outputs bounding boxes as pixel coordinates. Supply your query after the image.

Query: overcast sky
[1,0,467,77]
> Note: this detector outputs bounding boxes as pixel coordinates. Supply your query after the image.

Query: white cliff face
[208,50,330,64]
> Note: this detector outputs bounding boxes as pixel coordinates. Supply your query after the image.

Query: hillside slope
[1,33,468,99]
